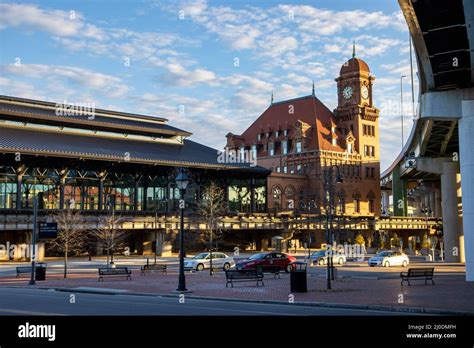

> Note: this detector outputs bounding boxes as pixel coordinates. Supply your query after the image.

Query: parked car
[184,252,235,271]
[368,251,409,267]
[310,250,346,266]
[235,252,297,273]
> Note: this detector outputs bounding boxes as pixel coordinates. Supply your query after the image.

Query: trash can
[35,262,47,281]
[289,261,307,293]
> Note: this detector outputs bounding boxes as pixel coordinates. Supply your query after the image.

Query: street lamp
[324,165,343,290]
[400,75,408,148]
[175,168,189,292]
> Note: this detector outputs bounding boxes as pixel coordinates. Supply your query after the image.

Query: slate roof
[0,95,191,137]
[0,126,267,172]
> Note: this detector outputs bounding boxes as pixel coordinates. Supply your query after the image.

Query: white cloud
[0,3,107,40]
[1,64,130,99]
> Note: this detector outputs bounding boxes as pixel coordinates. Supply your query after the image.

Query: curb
[35,286,474,316]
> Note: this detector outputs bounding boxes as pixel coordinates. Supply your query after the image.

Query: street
[0,288,411,316]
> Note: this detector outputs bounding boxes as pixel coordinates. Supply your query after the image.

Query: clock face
[361,85,369,99]
[342,86,353,100]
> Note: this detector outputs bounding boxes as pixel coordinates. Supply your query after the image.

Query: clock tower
[334,46,381,215]
[334,47,379,158]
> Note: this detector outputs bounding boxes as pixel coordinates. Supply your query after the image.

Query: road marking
[0,308,67,316]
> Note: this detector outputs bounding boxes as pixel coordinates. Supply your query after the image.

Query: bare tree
[91,213,127,267]
[198,181,226,275]
[52,208,86,278]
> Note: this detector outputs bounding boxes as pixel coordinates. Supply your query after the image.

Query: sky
[0,0,419,171]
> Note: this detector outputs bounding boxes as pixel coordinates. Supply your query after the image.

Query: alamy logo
[18,322,56,341]
[217,147,257,167]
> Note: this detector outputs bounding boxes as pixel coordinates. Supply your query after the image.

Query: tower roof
[340,57,370,76]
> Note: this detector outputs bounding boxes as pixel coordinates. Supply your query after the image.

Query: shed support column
[441,161,462,263]
[134,179,139,211]
[98,179,104,211]
[16,170,24,210]
[250,178,256,213]
[461,101,474,280]
[59,177,65,210]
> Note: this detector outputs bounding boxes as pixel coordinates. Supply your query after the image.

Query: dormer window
[266,132,270,138]
[295,141,302,153]
[275,131,279,138]
[257,134,261,141]
[283,129,288,137]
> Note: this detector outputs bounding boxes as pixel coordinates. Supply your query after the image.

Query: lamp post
[324,165,343,290]
[175,168,189,292]
[29,196,38,286]
[400,75,408,148]
[108,194,116,268]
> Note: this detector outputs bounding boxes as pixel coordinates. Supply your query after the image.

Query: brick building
[226,53,381,224]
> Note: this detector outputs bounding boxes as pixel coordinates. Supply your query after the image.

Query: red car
[235,252,297,273]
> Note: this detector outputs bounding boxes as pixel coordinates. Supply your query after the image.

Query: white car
[368,251,409,267]
[310,250,346,266]
[184,252,235,271]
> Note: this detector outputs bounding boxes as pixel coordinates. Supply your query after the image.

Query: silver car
[310,250,346,266]
[184,252,235,271]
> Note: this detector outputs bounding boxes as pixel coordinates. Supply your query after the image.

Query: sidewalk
[1,267,473,314]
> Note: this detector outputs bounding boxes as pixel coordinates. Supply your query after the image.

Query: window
[240,146,246,161]
[369,199,375,213]
[296,141,302,153]
[273,186,282,211]
[283,166,288,173]
[332,138,337,146]
[365,167,370,178]
[251,144,257,160]
[257,134,261,141]
[282,140,288,155]
[354,199,360,213]
[347,143,353,154]
[276,166,281,173]
[364,145,375,157]
[283,129,288,137]
[363,125,367,136]
[269,142,275,156]
[296,164,302,173]
[289,165,295,174]
[266,132,270,138]
[275,131,279,138]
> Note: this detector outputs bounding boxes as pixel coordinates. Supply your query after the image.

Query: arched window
[367,190,375,213]
[337,190,346,214]
[284,185,295,209]
[352,190,361,214]
[272,186,282,211]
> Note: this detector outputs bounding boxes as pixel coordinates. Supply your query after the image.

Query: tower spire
[270,91,274,105]
[312,80,315,96]
[352,40,356,58]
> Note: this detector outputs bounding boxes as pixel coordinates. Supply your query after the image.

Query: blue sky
[0,0,418,170]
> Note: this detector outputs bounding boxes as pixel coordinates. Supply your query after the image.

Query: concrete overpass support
[392,166,407,216]
[461,101,474,280]
[441,162,462,263]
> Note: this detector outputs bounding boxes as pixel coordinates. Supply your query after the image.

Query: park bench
[98,267,132,282]
[400,267,435,286]
[257,265,281,279]
[140,263,167,275]
[16,266,32,278]
[225,269,264,288]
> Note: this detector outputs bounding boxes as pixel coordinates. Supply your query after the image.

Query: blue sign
[38,222,58,239]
